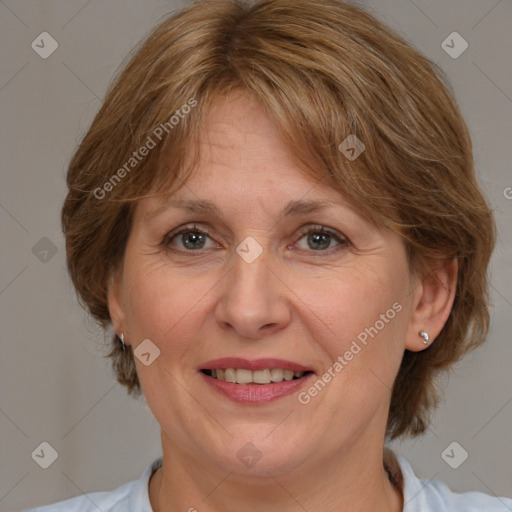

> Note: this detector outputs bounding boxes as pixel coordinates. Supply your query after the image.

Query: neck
[149,436,403,512]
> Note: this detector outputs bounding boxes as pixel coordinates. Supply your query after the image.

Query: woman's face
[109,94,424,477]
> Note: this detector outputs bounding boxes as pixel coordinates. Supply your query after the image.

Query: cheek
[300,265,406,346]
[292,262,410,403]
[122,258,213,349]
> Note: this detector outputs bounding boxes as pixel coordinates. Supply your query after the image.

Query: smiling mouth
[201,368,314,384]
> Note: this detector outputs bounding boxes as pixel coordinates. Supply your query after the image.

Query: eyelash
[161,223,350,257]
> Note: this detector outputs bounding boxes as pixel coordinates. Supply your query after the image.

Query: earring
[419,330,430,345]
[116,332,126,351]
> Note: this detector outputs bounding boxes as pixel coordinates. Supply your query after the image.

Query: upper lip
[199,357,313,373]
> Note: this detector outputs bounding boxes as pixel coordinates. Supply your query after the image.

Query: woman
[24,0,511,510]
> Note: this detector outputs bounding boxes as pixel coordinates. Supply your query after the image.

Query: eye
[294,225,349,254]
[161,223,349,256]
[162,224,219,254]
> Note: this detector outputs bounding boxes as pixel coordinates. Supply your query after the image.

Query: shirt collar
[136,452,428,511]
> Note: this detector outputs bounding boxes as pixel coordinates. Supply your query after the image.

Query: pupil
[183,232,204,250]
[309,232,330,250]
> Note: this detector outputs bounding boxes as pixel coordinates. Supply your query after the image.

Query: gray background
[0,0,511,510]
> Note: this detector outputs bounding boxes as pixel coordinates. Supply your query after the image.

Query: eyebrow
[146,198,341,221]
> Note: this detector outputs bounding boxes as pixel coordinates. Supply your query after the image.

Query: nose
[214,244,292,340]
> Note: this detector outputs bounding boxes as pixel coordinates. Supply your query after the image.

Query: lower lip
[200,372,314,404]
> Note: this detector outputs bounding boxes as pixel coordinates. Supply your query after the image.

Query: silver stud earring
[116,332,126,351]
[419,330,430,345]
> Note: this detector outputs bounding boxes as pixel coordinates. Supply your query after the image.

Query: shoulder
[22,457,162,512]
[417,478,512,511]
[21,482,133,512]
[392,451,512,512]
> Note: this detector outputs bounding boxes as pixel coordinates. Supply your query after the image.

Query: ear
[405,258,458,352]
[107,267,129,345]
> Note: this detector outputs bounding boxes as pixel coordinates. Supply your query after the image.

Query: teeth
[208,368,306,384]
[236,369,253,384]
[270,368,284,382]
[283,370,294,381]
[224,368,236,383]
[253,369,271,384]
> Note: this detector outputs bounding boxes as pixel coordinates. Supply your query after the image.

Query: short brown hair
[62,0,496,439]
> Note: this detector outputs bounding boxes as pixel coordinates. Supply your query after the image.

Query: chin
[207,428,312,478]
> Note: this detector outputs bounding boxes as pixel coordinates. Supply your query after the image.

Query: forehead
[194,93,300,172]
[137,93,377,228]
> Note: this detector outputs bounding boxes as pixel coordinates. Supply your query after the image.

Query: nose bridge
[215,237,290,338]
[229,238,272,307]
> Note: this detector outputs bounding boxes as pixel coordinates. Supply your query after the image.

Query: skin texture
[108,93,457,512]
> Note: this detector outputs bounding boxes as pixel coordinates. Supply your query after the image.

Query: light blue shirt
[23,452,512,511]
